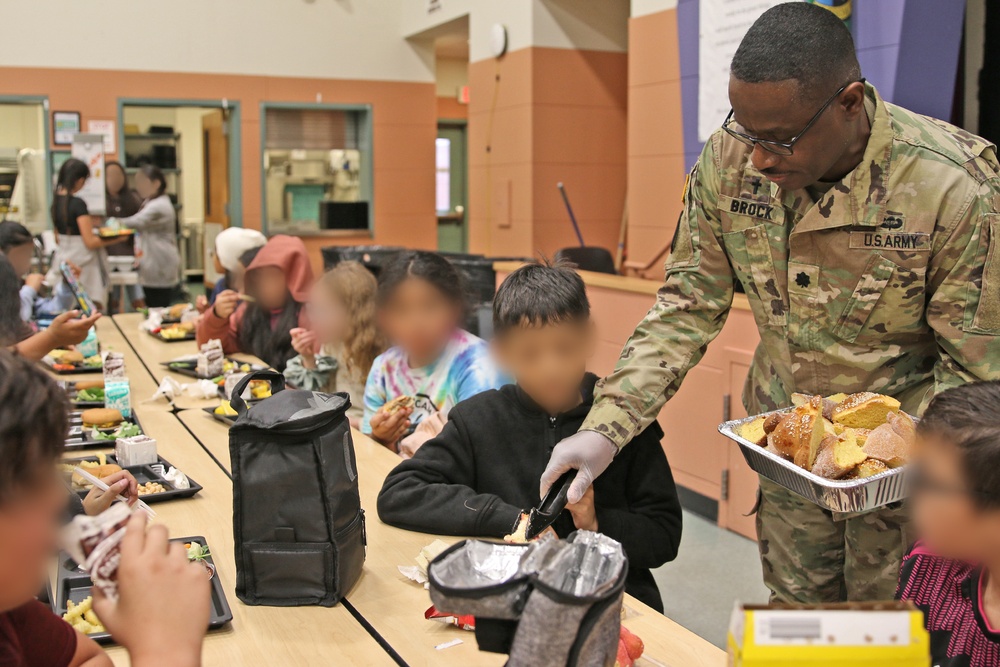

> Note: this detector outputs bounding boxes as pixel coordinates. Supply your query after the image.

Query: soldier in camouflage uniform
[541,3,1000,603]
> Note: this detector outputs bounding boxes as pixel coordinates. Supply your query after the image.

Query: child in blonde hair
[285,261,385,427]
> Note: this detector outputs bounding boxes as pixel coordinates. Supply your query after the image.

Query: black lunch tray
[52,536,233,644]
[161,358,266,380]
[43,356,103,375]
[62,453,202,503]
[59,381,104,408]
[202,406,236,427]
[146,328,197,343]
[65,412,143,450]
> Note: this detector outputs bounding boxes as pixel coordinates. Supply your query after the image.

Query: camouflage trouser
[756,477,911,603]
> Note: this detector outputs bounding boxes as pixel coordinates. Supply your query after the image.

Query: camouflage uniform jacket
[583,83,1000,447]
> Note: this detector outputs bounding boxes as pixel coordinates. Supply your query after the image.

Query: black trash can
[321,245,406,277]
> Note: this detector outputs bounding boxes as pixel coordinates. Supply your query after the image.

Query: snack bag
[105,380,132,419]
[63,503,132,599]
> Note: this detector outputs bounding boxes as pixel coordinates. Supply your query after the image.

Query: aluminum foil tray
[719,410,911,513]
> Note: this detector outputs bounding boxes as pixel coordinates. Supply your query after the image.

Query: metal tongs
[523,471,576,541]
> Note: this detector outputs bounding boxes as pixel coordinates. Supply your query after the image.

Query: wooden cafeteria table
[177,409,727,667]
[110,313,267,411]
[63,405,395,666]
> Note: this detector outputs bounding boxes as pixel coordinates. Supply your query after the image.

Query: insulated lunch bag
[229,371,366,607]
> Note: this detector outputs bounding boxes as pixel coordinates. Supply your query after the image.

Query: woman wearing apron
[50,158,127,311]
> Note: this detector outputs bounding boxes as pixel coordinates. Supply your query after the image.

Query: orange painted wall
[467,47,627,258]
[626,9,687,276]
[0,66,437,274]
[436,96,468,121]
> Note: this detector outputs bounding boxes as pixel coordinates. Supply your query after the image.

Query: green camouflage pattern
[581,83,1000,602]
[756,478,911,603]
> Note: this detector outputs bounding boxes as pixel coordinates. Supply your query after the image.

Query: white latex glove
[539,430,618,504]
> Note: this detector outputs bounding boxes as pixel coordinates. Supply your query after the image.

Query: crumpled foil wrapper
[62,503,132,599]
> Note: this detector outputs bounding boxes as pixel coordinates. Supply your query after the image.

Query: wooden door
[719,348,760,540]
[202,109,229,228]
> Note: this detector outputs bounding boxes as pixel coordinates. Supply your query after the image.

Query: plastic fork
[73,467,156,517]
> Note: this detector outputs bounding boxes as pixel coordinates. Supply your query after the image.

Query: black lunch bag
[229,371,366,607]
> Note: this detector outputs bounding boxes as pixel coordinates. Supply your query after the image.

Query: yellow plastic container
[727,602,930,666]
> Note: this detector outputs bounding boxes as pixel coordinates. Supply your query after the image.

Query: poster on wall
[87,119,116,153]
[70,134,106,216]
[52,111,81,146]
[697,0,786,142]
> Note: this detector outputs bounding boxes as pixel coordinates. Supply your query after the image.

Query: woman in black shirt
[50,158,126,311]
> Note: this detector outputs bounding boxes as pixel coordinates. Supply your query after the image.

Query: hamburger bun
[81,408,124,429]
[74,380,105,391]
[60,350,85,364]
[72,463,122,488]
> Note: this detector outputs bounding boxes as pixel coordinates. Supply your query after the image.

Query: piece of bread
[80,408,124,428]
[810,432,867,479]
[887,411,916,441]
[861,423,910,468]
[764,436,791,460]
[383,396,414,415]
[168,303,190,319]
[792,446,811,469]
[790,393,814,407]
[851,458,890,479]
[770,397,826,465]
[739,416,768,447]
[72,463,122,488]
[831,392,902,429]
[762,412,784,435]
[825,392,850,404]
[849,428,872,445]
[74,380,104,391]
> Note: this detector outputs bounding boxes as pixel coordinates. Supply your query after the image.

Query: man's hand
[212,290,240,319]
[82,470,139,516]
[93,513,209,667]
[398,411,446,459]
[290,327,319,369]
[46,310,101,348]
[565,485,598,532]
[539,430,617,504]
[24,273,45,292]
[370,405,412,449]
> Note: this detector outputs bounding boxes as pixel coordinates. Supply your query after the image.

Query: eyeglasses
[722,79,865,156]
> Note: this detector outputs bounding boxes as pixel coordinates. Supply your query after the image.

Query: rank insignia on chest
[849,231,930,251]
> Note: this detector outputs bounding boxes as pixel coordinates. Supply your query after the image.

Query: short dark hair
[0,351,69,503]
[919,381,1000,508]
[0,256,29,345]
[139,164,168,197]
[0,221,33,253]
[378,251,465,309]
[493,260,590,333]
[731,2,861,100]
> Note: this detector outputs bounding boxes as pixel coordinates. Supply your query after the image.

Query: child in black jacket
[377,261,682,612]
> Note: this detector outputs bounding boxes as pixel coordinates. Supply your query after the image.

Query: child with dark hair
[115,164,181,307]
[197,235,312,372]
[0,351,209,666]
[378,261,682,611]
[897,381,1000,667]
[362,250,504,453]
[0,221,75,321]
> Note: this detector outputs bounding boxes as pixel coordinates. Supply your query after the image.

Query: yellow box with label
[727,601,930,666]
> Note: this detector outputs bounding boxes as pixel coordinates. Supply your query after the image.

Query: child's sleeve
[283,354,336,391]
[196,304,242,354]
[453,343,507,402]
[377,408,523,538]
[361,357,387,434]
[594,426,683,570]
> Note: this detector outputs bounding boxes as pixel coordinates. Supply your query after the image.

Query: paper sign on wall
[70,134,107,216]
[87,120,116,154]
[698,0,785,142]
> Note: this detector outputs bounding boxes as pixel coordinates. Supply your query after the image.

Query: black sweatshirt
[377,373,683,612]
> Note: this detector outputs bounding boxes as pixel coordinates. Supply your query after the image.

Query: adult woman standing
[115,164,181,307]
[51,158,124,311]
[104,161,145,311]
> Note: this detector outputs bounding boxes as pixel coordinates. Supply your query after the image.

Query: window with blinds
[264,108,362,150]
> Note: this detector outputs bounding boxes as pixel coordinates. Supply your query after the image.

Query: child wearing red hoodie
[197,235,314,372]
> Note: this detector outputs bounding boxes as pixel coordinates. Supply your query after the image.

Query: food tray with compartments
[203,406,236,427]
[718,409,912,513]
[147,327,197,343]
[60,381,104,408]
[62,453,202,503]
[161,357,266,380]
[52,536,232,644]
[65,412,143,450]
[42,356,103,375]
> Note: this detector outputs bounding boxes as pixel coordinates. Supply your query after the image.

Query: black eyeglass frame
[722,78,866,156]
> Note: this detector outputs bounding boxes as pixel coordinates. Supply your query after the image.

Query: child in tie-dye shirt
[363,251,505,454]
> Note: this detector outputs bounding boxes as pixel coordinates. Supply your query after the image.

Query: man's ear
[839,80,866,120]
